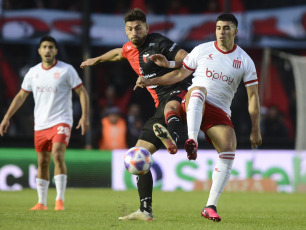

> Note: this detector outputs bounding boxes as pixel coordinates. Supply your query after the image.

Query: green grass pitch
[0,189,305,230]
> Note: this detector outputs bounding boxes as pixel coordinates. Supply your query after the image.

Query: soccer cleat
[184,139,198,160]
[119,209,154,221]
[29,203,48,210]
[55,199,64,211]
[153,123,177,154]
[201,206,221,222]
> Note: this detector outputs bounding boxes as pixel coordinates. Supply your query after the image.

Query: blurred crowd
[2,0,306,14]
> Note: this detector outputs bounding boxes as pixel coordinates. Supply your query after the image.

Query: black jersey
[121,33,190,107]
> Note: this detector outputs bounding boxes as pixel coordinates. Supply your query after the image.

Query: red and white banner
[1,6,306,48]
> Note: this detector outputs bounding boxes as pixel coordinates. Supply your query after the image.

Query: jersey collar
[41,60,58,70]
[214,41,237,54]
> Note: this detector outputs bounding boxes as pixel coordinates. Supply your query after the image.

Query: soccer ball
[124,147,153,175]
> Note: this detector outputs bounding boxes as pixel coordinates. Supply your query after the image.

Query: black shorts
[139,87,187,150]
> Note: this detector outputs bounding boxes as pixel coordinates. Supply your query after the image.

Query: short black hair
[216,13,238,28]
[124,8,146,23]
[39,35,58,48]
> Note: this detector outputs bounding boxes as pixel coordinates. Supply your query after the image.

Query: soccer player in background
[0,36,90,211]
[135,13,262,221]
[80,8,193,220]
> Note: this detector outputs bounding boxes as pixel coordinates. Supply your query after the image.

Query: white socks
[36,178,50,206]
[206,152,235,207]
[54,174,67,201]
[187,90,205,143]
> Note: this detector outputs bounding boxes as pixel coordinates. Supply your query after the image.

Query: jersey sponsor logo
[143,53,149,63]
[149,43,155,46]
[233,59,241,69]
[144,73,156,79]
[36,86,58,93]
[148,85,158,89]
[214,168,221,172]
[139,67,144,75]
[168,117,179,123]
[54,72,60,79]
[169,43,177,52]
[207,54,213,60]
[206,68,234,85]
[170,90,181,95]
[126,45,132,50]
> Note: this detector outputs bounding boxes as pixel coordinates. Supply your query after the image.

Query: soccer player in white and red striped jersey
[0,36,90,211]
[135,13,262,222]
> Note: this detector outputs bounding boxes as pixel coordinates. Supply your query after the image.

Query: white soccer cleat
[118,209,154,221]
[153,123,177,154]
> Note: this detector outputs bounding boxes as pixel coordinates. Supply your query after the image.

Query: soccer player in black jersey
[80,8,191,220]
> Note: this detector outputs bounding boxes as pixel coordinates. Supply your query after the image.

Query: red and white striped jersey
[183,41,258,116]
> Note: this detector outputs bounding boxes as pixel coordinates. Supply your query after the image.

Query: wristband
[168,61,175,68]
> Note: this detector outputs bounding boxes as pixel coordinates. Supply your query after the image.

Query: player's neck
[217,41,235,52]
[42,60,57,69]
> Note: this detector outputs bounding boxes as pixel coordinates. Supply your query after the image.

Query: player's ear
[146,24,149,33]
[234,28,238,37]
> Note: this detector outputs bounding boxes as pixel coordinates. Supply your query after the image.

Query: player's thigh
[51,142,67,161]
[135,139,157,155]
[206,124,237,153]
[164,88,188,116]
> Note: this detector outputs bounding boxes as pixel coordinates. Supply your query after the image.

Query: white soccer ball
[124,147,153,175]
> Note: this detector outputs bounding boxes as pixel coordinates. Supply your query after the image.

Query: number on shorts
[57,126,70,136]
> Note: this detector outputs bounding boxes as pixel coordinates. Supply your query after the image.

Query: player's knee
[189,86,207,96]
[221,142,236,152]
[164,101,180,113]
[52,151,65,163]
[37,156,51,167]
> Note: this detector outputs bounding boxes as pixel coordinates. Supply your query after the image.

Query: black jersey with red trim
[121,33,190,108]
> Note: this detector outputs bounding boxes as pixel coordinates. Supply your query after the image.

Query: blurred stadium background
[0,0,306,194]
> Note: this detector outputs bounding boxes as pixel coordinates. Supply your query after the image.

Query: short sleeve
[21,69,33,92]
[182,45,200,72]
[158,36,180,61]
[121,46,127,58]
[243,57,258,87]
[67,65,82,89]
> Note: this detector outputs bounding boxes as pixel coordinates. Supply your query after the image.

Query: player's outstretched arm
[0,90,29,136]
[246,84,262,148]
[149,49,188,69]
[80,48,125,69]
[134,66,192,90]
[74,85,90,135]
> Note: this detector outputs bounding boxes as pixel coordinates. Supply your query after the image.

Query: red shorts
[34,123,71,152]
[180,100,234,144]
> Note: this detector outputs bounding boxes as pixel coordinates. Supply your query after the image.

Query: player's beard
[131,35,147,46]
